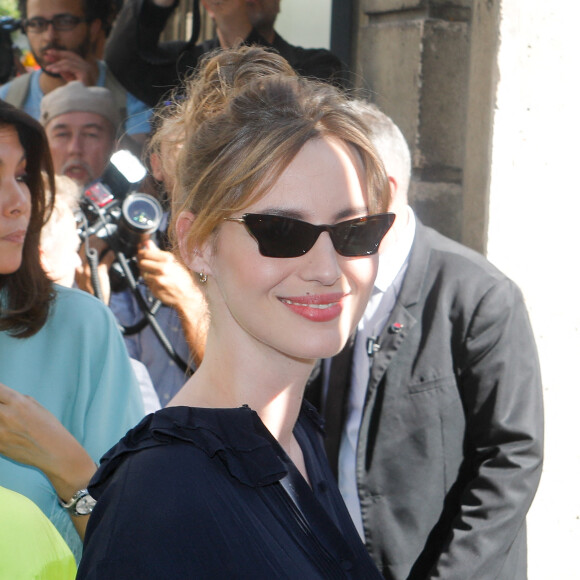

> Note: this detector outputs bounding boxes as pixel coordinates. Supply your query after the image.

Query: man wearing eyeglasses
[0,0,151,154]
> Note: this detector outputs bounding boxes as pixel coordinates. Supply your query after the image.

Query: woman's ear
[175,211,213,275]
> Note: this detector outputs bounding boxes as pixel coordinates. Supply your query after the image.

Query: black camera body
[78,150,162,259]
[80,182,163,259]
[0,17,21,85]
[78,152,163,292]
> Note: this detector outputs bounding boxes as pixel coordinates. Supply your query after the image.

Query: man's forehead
[47,111,113,132]
[27,0,84,17]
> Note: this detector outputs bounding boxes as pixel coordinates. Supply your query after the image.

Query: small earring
[198,272,208,284]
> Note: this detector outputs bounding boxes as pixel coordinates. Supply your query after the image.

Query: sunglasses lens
[240,213,395,258]
[331,214,396,257]
[243,214,316,258]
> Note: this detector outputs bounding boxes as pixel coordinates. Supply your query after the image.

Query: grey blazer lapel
[366,220,432,394]
[367,305,416,393]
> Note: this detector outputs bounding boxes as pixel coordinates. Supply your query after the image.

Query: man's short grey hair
[348,100,411,204]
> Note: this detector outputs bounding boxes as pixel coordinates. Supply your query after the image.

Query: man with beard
[40,80,117,187]
[0,0,151,152]
[104,0,346,108]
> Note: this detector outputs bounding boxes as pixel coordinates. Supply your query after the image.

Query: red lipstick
[279,292,346,322]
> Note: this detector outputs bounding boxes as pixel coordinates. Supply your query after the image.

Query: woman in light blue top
[0,100,144,560]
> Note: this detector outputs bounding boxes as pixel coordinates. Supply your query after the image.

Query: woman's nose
[300,231,342,286]
[2,179,30,218]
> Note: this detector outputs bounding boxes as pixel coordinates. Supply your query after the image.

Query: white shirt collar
[374,206,416,293]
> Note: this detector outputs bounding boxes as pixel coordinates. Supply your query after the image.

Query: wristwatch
[59,489,97,516]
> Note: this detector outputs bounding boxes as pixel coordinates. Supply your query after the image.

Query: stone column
[353,0,473,243]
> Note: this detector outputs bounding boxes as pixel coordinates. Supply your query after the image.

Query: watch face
[76,494,97,515]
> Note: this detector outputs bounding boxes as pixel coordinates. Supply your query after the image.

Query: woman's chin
[285,338,349,363]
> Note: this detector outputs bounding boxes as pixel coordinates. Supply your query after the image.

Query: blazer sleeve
[428,277,544,579]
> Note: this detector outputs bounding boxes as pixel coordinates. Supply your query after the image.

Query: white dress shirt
[337,207,416,538]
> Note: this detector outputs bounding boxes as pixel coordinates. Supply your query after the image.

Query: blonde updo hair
[150,46,390,259]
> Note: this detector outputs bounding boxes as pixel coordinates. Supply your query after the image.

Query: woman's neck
[169,331,315,449]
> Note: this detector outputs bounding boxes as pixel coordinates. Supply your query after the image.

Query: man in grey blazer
[307,102,544,579]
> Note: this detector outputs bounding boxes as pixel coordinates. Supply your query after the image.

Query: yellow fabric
[0,487,77,579]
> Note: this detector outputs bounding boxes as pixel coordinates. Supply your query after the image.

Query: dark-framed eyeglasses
[223,213,396,258]
[22,14,87,33]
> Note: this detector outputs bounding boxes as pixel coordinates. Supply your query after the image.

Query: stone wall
[353,0,473,243]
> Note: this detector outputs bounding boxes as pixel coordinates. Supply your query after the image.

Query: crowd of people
[0,1,543,579]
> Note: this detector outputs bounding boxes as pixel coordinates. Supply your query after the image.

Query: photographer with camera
[107,139,208,405]
[39,81,119,304]
[39,80,205,403]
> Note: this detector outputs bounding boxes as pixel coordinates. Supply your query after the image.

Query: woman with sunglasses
[78,46,394,579]
[0,101,144,561]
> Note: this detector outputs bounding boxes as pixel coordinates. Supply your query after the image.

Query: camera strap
[115,252,194,376]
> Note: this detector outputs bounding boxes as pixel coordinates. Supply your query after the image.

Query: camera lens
[122,194,162,233]
[115,193,163,257]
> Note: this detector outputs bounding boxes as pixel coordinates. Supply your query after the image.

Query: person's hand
[43,50,99,85]
[138,240,209,365]
[0,383,96,497]
[0,383,97,538]
[201,0,252,48]
[137,240,201,310]
[76,237,116,305]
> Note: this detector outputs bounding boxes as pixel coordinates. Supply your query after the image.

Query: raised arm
[104,0,193,107]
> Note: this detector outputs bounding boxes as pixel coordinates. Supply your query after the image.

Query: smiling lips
[279,293,346,322]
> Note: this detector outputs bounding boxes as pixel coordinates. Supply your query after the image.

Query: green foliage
[0,0,19,19]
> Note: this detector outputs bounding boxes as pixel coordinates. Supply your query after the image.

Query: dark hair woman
[0,100,145,561]
[0,99,55,335]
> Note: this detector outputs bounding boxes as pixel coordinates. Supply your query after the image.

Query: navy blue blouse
[77,402,383,579]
